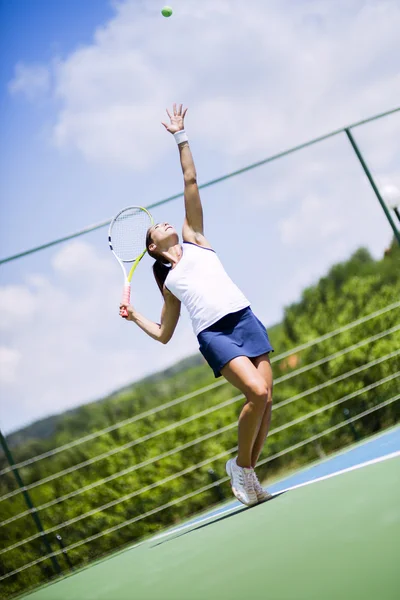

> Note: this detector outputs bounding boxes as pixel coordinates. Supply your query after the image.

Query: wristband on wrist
[174,130,188,145]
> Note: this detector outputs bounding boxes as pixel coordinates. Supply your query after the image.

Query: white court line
[150,504,242,543]
[150,450,400,543]
[277,449,400,494]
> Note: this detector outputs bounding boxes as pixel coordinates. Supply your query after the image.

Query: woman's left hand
[162,103,188,134]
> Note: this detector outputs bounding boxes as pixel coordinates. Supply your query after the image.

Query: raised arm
[120,290,180,344]
[162,104,211,247]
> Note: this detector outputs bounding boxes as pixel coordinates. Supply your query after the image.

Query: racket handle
[121,283,131,318]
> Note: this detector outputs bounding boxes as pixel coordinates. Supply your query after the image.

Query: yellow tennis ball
[161,6,173,17]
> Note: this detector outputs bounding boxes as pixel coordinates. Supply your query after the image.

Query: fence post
[0,428,62,575]
[55,534,74,571]
[345,128,400,245]
[207,468,225,501]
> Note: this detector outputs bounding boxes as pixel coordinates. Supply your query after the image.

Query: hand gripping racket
[108,206,153,317]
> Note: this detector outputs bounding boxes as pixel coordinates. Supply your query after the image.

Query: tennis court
[21,426,400,600]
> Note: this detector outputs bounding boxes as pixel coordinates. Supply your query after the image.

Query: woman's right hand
[162,103,188,134]
[119,303,134,320]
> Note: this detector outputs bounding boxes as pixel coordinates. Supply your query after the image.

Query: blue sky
[0,0,116,255]
[0,0,399,434]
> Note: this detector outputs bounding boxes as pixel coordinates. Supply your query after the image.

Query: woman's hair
[146,227,171,295]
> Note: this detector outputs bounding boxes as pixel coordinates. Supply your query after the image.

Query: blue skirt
[197,307,274,378]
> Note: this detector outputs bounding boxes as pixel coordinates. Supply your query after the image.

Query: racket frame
[108,206,154,314]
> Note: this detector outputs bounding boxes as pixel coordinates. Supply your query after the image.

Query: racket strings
[110,208,152,262]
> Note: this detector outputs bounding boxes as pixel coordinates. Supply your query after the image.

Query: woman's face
[147,222,179,253]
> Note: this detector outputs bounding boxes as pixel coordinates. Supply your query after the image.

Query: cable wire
[1,106,399,265]
[1,323,398,502]
[2,373,397,557]
[0,314,400,478]
[2,300,398,476]
[1,394,398,582]
[1,348,397,528]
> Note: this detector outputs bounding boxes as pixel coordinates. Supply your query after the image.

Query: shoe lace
[252,471,272,499]
[234,466,253,490]
[236,469,245,486]
[243,469,255,490]
[252,471,263,491]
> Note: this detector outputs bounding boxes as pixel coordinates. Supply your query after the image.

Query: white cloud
[381,184,400,209]
[9,0,400,169]
[0,347,21,384]
[279,195,344,246]
[0,285,38,330]
[0,240,198,433]
[8,62,50,101]
[51,240,115,279]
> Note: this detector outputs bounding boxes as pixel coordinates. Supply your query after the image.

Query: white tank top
[165,242,250,336]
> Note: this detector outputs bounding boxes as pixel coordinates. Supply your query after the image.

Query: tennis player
[120,104,274,506]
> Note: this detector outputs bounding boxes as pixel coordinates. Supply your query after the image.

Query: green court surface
[23,456,400,600]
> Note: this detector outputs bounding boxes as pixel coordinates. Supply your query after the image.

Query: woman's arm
[162,104,211,247]
[179,140,204,237]
[120,290,181,344]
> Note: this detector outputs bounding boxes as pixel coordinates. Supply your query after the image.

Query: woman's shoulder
[182,231,214,251]
[182,227,213,249]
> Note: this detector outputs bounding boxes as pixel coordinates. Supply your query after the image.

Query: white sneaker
[252,470,273,502]
[225,458,258,506]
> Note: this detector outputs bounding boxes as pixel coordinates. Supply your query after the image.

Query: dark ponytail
[146,226,171,296]
[152,261,171,295]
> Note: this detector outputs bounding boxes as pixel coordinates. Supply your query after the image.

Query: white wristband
[174,130,188,145]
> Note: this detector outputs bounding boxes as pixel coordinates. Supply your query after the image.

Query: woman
[120,104,274,506]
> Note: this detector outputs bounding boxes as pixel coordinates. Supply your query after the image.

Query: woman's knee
[246,378,271,404]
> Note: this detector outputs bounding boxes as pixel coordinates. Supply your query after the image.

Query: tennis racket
[108,206,153,317]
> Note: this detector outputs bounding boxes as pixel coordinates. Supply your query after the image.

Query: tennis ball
[161,6,173,17]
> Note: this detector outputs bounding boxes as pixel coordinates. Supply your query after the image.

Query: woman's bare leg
[249,354,273,467]
[221,355,272,468]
